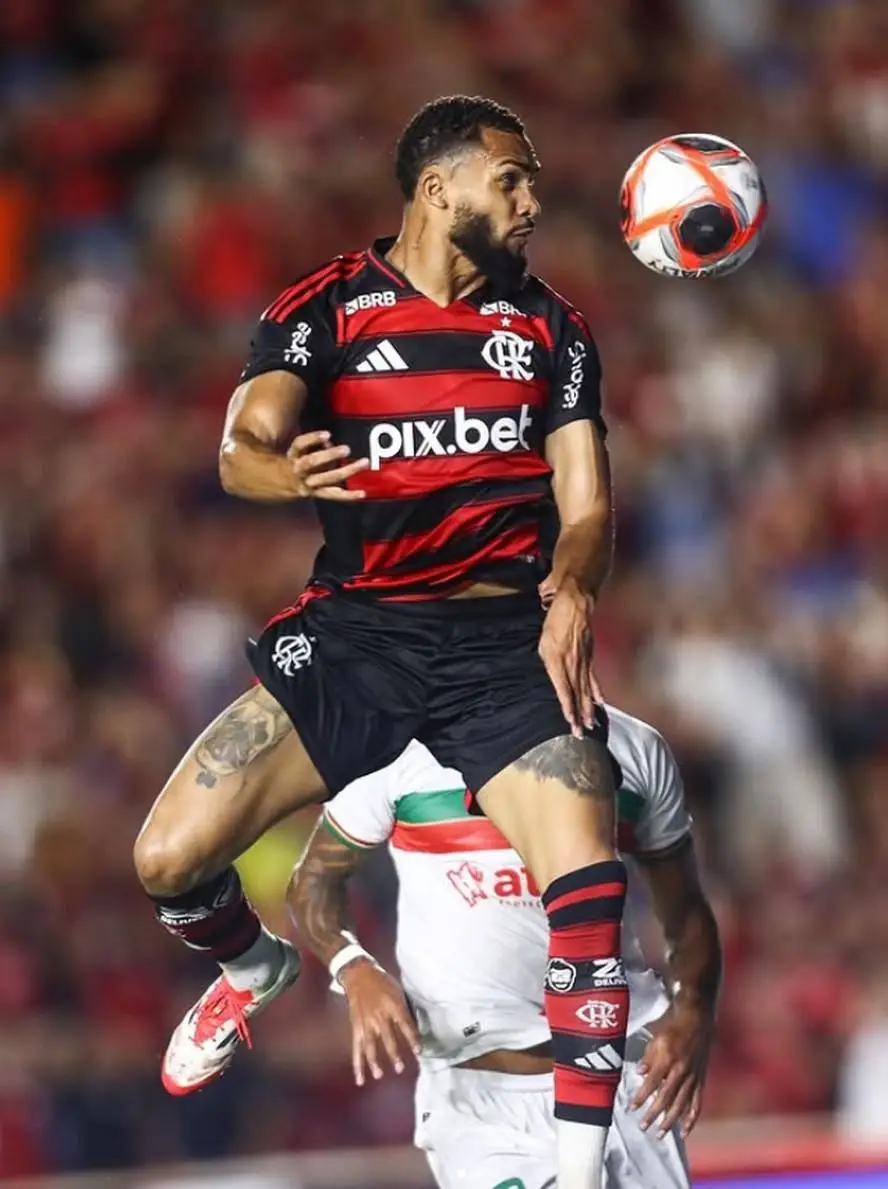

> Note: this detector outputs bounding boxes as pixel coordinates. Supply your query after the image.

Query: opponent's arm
[287,814,369,966]
[288,816,420,1084]
[220,371,368,502]
[633,836,723,1137]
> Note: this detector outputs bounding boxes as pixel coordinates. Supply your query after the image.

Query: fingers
[578,648,596,731]
[352,1026,367,1088]
[656,1074,697,1137]
[681,1085,704,1139]
[541,647,582,738]
[288,432,370,499]
[378,1018,406,1076]
[303,458,370,491]
[352,1007,421,1087]
[590,667,605,707]
[287,430,332,457]
[355,1026,383,1085]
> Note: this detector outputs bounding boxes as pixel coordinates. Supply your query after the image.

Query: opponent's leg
[477,735,626,1189]
[133,684,327,1094]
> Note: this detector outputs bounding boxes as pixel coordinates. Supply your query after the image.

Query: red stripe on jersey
[362,494,540,571]
[355,451,551,501]
[266,253,365,323]
[349,521,540,596]
[275,258,365,323]
[343,298,555,345]
[332,373,549,418]
[264,263,342,322]
[390,819,510,853]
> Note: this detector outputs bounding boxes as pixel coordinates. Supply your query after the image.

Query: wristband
[328,941,382,995]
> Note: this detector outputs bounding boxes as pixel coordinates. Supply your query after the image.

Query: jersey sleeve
[634,730,693,856]
[239,277,337,390]
[323,765,398,851]
[546,306,608,439]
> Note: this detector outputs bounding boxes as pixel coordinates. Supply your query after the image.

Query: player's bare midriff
[446,580,524,599]
[457,1041,553,1075]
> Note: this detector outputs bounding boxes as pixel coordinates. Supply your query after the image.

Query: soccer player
[135,95,621,1188]
[288,710,721,1189]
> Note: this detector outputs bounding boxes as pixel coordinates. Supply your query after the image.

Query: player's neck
[386,218,485,308]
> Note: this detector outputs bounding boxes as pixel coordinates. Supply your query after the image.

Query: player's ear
[418,166,449,211]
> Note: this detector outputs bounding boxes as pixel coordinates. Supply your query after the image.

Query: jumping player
[135,95,620,1188]
[288,710,721,1189]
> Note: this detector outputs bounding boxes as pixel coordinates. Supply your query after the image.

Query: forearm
[287,830,363,967]
[663,898,723,1017]
[219,431,298,501]
[549,505,613,599]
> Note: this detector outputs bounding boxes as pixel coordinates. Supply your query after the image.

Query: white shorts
[415,1062,690,1189]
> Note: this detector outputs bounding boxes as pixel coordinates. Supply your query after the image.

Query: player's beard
[450,205,528,292]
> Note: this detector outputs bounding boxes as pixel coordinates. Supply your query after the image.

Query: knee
[133,828,203,898]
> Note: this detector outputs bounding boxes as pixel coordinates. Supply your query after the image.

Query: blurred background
[1,0,887,1185]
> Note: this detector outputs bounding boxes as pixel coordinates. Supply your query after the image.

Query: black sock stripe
[554,1103,614,1126]
[547,895,626,930]
[541,860,627,907]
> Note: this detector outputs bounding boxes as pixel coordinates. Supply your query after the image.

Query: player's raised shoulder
[260,251,367,324]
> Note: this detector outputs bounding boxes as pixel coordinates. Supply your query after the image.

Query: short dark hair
[395,95,526,200]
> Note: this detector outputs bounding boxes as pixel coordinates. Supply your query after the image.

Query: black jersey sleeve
[239,274,337,390]
[545,305,608,439]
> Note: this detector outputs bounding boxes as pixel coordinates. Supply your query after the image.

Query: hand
[633,1005,715,1139]
[339,958,421,1086]
[538,581,603,738]
[287,430,369,501]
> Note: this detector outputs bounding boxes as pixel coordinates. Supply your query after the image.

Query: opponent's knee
[133,830,205,898]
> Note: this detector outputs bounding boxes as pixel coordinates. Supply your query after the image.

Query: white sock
[558,1119,608,1189]
[219,925,285,993]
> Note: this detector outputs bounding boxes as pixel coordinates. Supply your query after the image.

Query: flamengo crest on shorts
[271,634,315,676]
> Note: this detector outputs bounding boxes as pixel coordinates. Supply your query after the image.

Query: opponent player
[289,709,721,1189]
[135,95,620,1188]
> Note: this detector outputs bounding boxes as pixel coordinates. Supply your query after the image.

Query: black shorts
[247,591,609,801]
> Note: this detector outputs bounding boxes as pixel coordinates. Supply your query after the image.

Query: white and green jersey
[324,705,691,1069]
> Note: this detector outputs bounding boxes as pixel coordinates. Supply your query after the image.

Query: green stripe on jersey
[322,812,375,850]
[618,787,644,824]
[394,788,468,824]
[393,785,645,828]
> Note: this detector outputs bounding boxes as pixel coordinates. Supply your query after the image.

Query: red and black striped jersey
[239,237,607,600]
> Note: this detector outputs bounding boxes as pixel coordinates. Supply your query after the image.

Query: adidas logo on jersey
[367,404,535,470]
[356,339,408,372]
[574,1043,624,1073]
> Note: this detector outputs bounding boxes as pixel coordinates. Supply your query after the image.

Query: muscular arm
[544,419,613,600]
[287,816,370,966]
[219,370,307,500]
[636,836,722,1017]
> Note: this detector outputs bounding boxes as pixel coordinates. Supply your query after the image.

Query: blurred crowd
[0,0,887,1177]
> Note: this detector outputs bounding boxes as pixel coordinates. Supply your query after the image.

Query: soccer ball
[619,133,767,278]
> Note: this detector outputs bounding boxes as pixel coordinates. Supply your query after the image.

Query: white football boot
[161,939,301,1095]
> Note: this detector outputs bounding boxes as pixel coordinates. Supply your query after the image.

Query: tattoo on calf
[194,688,292,788]
[513,735,614,801]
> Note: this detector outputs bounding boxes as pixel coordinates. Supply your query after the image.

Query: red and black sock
[542,859,629,1127]
[151,867,261,963]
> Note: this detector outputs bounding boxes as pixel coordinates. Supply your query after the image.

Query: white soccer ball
[619,133,768,278]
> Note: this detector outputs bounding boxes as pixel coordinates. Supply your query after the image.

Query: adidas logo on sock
[356,340,408,373]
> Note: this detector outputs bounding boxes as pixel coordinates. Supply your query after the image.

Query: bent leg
[134,684,327,897]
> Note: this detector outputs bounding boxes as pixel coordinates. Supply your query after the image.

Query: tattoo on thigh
[513,736,613,800]
[194,688,292,788]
